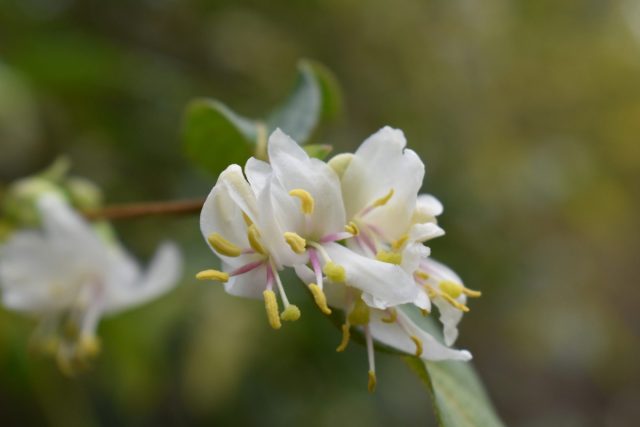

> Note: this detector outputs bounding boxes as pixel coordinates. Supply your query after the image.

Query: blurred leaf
[303,144,333,160]
[183,99,255,175]
[402,306,504,427]
[267,60,342,143]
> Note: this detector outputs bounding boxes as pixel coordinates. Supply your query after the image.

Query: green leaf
[303,144,333,160]
[267,59,342,143]
[182,98,255,175]
[402,306,504,427]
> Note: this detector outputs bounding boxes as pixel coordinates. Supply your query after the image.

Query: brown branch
[83,198,205,220]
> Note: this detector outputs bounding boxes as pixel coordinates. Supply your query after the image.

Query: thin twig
[83,198,205,220]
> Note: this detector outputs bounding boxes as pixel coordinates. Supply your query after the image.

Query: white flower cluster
[198,126,480,391]
[0,195,182,374]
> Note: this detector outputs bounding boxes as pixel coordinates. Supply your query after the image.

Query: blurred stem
[255,121,268,161]
[83,198,204,220]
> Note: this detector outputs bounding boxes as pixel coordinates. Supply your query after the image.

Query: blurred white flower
[0,194,182,374]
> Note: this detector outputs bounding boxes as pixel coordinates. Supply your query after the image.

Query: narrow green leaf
[303,144,333,160]
[182,98,255,175]
[401,306,504,427]
[267,60,342,143]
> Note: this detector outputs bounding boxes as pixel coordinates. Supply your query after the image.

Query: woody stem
[83,198,204,220]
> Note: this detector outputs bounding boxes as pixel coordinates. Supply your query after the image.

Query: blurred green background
[1,0,640,426]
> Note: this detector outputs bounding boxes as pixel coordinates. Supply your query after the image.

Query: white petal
[104,242,182,313]
[409,222,445,243]
[293,264,315,284]
[416,194,444,218]
[245,157,272,195]
[433,296,465,346]
[323,242,417,308]
[267,129,346,238]
[224,262,268,299]
[413,290,432,311]
[368,309,472,361]
[219,164,259,222]
[341,126,425,240]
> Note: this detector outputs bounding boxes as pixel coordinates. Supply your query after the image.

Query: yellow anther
[462,287,482,298]
[420,309,430,317]
[381,309,398,324]
[78,335,101,358]
[263,290,282,330]
[308,283,332,315]
[196,269,230,282]
[207,233,242,257]
[439,280,463,299]
[440,292,470,312]
[345,221,360,236]
[280,304,301,322]
[391,234,409,251]
[328,153,353,178]
[368,370,377,393]
[425,285,438,299]
[410,335,423,357]
[348,299,370,326]
[415,271,430,281]
[284,232,306,254]
[336,323,351,352]
[242,212,253,227]
[372,188,394,208]
[289,189,315,214]
[322,261,346,283]
[376,250,402,265]
[247,224,266,255]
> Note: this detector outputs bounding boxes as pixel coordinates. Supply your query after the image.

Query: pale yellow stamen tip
[348,299,370,326]
[381,309,398,323]
[79,335,101,358]
[368,370,377,393]
[196,269,229,282]
[439,280,463,299]
[289,188,315,214]
[336,323,350,352]
[440,292,470,312]
[372,188,394,208]
[322,261,346,283]
[421,309,430,317]
[415,271,430,281]
[242,212,253,227]
[263,290,281,329]
[376,250,402,265]
[345,221,360,236]
[392,234,409,251]
[284,232,306,254]
[207,233,242,257]
[410,335,423,357]
[462,287,482,298]
[247,224,266,255]
[308,283,332,315]
[280,304,301,322]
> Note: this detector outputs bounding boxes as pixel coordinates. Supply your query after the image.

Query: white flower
[0,194,182,373]
[197,130,418,330]
[256,130,418,311]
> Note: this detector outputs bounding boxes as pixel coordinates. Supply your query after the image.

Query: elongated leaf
[267,60,342,143]
[402,306,504,427]
[182,98,255,175]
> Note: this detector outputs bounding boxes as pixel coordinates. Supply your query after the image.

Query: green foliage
[182,60,342,175]
[303,144,333,160]
[402,306,504,427]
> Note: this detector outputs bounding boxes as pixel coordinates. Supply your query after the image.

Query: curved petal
[433,295,466,346]
[224,262,268,299]
[415,194,443,220]
[341,126,425,240]
[368,310,472,361]
[267,129,346,238]
[245,157,272,196]
[104,242,182,314]
[323,242,417,309]
[409,222,445,243]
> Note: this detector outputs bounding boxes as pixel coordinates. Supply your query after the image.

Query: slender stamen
[289,189,315,215]
[376,250,402,265]
[462,287,482,298]
[308,283,331,315]
[229,260,264,276]
[365,325,376,393]
[396,315,423,357]
[207,233,243,257]
[345,221,360,236]
[309,249,324,287]
[336,322,350,352]
[247,224,267,255]
[284,232,306,254]
[319,231,353,243]
[307,241,331,262]
[359,188,394,217]
[381,308,398,323]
